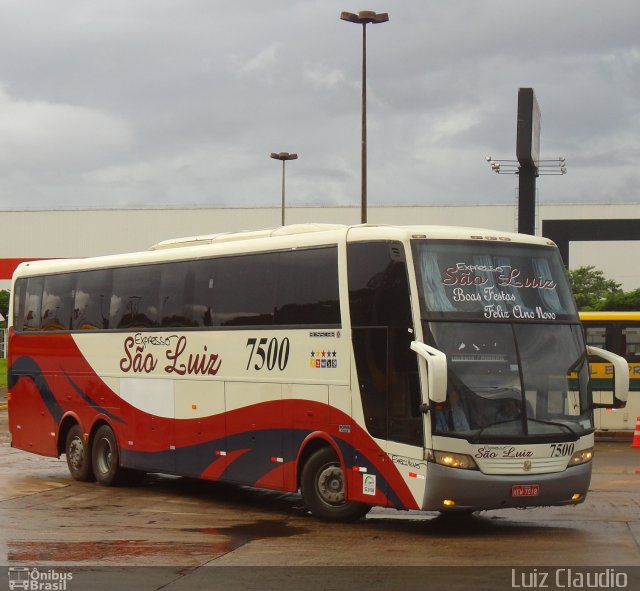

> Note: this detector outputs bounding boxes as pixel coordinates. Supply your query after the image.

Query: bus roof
[149,223,555,250]
[11,223,557,279]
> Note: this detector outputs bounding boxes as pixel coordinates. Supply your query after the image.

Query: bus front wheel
[301,447,370,522]
[92,425,123,486]
[65,424,94,482]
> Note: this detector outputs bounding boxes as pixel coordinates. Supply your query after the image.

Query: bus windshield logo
[442,263,557,291]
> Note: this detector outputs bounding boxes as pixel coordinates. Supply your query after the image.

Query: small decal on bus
[309,350,338,369]
[363,474,377,496]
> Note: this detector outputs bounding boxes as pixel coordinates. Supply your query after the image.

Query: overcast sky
[0,0,639,211]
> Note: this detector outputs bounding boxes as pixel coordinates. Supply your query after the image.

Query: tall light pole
[270,151,298,226]
[340,10,389,224]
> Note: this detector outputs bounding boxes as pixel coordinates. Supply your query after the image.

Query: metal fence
[1,328,6,358]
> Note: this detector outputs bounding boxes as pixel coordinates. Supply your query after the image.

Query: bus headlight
[568,447,593,466]
[426,450,479,470]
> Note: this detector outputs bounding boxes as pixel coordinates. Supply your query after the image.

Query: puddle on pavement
[182,519,309,549]
[8,539,227,563]
[0,476,69,502]
[8,520,309,564]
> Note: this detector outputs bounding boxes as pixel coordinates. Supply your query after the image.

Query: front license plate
[512,484,540,497]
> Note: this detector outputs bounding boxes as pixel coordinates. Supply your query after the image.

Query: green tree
[567,266,622,310]
[595,288,640,311]
[0,290,9,321]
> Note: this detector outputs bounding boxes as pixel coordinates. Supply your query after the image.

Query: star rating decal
[310,350,338,358]
[309,349,338,369]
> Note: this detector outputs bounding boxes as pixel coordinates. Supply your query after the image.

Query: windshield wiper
[469,417,579,443]
[471,386,522,399]
[525,417,578,437]
[469,421,518,443]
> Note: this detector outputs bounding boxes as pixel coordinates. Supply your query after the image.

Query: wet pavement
[0,408,639,589]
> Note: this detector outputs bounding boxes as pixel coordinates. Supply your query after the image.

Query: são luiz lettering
[119,335,222,376]
[442,264,557,290]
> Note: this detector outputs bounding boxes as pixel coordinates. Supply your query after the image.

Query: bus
[580,311,640,432]
[7,224,629,521]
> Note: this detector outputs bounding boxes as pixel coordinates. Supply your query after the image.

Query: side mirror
[411,341,447,403]
[587,345,629,405]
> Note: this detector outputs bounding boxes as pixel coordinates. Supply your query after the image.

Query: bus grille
[477,457,568,475]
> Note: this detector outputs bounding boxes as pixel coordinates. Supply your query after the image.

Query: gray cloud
[0,0,639,209]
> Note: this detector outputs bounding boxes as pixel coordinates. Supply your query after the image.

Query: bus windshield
[412,239,578,322]
[412,240,592,440]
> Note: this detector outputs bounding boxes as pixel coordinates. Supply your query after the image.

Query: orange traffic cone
[632,417,640,448]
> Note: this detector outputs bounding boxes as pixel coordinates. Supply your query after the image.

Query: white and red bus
[7,224,628,521]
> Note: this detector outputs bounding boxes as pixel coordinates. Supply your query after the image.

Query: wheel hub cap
[318,465,345,504]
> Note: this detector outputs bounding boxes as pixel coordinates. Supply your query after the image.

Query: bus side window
[159,261,198,328]
[585,325,606,349]
[623,325,640,361]
[348,241,422,447]
[214,253,277,327]
[23,276,44,331]
[188,259,217,327]
[275,247,340,326]
[111,266,161,329]
[73,269,112,330]
[41,273,75,331]
[348,241,412,328]
[12,278,27,332]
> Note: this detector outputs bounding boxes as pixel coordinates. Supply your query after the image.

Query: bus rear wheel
[65,424,94,482]
[301,447,370,522]
[92,425,123,486]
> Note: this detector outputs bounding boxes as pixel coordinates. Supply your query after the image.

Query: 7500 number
[550,443,575,457]
[246,337,290,371]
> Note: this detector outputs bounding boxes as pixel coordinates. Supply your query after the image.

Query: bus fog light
[431,450,478,470]
[568,448,593,466]
[571,493,582,501]
[442,499,456,507]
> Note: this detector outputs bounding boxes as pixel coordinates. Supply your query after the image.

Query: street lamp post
[340,10,389,224]
[270,151,298,226]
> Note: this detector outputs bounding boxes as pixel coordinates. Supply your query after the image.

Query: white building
[1,202,639,291]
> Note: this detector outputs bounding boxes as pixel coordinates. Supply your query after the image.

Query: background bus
[580,311,640,432]
[7,224,628,521]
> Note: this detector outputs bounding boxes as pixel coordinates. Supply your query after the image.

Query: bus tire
[65,424,94,482]
[301,447,371,522]
[92,425,123,486]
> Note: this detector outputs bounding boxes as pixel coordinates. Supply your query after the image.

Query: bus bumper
[421,462,592,512]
